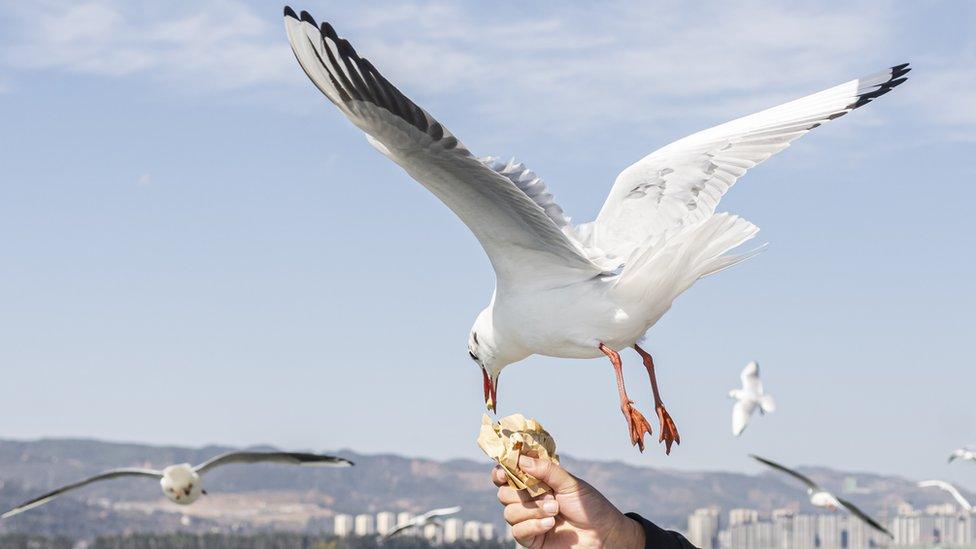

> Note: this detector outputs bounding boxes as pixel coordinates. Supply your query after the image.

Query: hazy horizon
[1,0,974,493]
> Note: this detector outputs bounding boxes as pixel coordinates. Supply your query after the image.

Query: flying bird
[1,451,352,519]
[949,447,976,463]
[283,7,909,454]
[729,361,776,436]
[750,455,892,538]
[384,506,462,539]
[918,480,973,511]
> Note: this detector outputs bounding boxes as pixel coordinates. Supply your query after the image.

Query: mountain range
[0,438,967,539]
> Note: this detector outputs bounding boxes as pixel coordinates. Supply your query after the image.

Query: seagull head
[160,464,203,505]
[469,308,506,413]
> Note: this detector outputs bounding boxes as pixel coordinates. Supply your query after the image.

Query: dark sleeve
[625,513,698,549]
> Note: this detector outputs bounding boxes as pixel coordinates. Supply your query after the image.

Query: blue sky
[1,0,975,489]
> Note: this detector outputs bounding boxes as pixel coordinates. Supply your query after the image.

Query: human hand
[492,456,645,548]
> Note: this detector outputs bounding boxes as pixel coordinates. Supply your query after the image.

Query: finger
[491,466,508,487]
[497,485,534,505]
[512,517,556,546]
[518,456,580,495]
[504,497,559,524]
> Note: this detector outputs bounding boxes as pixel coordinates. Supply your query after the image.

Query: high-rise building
[334,514,354,537]
[443,518,464,543]
[728,508,759,526]
[480,522,496,541]
[354,513,376,536]
[464,520,484,541]
[423,522,442,543]
[791,514,817,549]
[816,513,844,548]
[376,511,397,535]
[688,507,720,549]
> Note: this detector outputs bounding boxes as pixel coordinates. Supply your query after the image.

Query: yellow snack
[477,413,559,497]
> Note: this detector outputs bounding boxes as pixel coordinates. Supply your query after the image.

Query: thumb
[519,456,579,495]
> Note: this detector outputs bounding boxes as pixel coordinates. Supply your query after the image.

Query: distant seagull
[284,7,909,454]
[384,506,462,539]
[750,455,892,538]
[1,451,352,519]
[918,480,973,511]
[949,447,976,463]
[729,361,776,436]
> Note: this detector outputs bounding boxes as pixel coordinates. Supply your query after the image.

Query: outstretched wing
[838,497,893,538]
[194,451,352,474]
[384,520,416,539]
[918,480,973,511]
[284,8,604,290]
[585,64,910,259]
[750,454,820,491]
[1,468,161,519]
[421,505,462,520]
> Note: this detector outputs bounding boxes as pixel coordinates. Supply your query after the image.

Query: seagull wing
[750,455,820,491]
[383,521,416,539]
[284,8,605,291]
[1,468,161,519]
[740,361,762,393]
[918,480,973,511]
[583,65,910,259]
[421,505,462,520]
[838,497,893,539]
[732,399,757,437]
[193,451,352,475]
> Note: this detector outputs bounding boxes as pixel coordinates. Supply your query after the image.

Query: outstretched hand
[493,456,645,548]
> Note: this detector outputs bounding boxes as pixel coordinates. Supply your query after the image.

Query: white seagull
[384,506,462,539]
[918,480,973,511]
[1,451,352,519]
[729,361,776,436]
[284,7,909,454]
[949,447,976,463]
[751,455,892,538]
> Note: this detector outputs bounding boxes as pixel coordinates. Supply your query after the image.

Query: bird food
[477,413,559,497]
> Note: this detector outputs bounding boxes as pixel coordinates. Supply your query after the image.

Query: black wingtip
[299,10,316,26]
[283,6,297,19]
[891,62,911,80]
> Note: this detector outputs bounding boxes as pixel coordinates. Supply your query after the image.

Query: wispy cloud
[0,0,293,92]
[0,0,964,140]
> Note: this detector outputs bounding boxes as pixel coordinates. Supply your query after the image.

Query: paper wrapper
[477,413,559,497]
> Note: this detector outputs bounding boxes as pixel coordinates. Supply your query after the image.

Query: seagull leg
[633,343,681,454]
[600,343,653,452]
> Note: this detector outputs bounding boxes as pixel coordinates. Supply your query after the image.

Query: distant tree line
[0,533,511,549]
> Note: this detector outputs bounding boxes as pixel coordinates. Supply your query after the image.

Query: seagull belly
[497,282,651,359]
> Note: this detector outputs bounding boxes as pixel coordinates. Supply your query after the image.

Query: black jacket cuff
[625,512,698,549]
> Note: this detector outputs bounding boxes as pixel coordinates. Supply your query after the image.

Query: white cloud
[2,0,955,140]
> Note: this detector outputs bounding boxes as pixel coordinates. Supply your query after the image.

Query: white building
[443,517,464,543]
[354,513,376,536]
[688,507,721,549]
[334,514,354,537]
[395,511,415,536]
[464,520,485,541]
[728,508,759,526]
[480,522,496,541]
[376,511,397,535]
[423,522,442,543]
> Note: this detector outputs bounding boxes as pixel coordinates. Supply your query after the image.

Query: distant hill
[0,438,965,539]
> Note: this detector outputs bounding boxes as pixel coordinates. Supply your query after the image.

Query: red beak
[482,368,497,412]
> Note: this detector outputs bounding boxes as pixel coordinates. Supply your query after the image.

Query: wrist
[604,512,645,548]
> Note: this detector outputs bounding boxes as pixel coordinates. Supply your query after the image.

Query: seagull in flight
[384,506,462,539]
[1,451,352,519]
[949,447,976,463]
[284,7,909,454]
[729,361,775,436]
[750,455,892,538]
[918,480,973,511]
